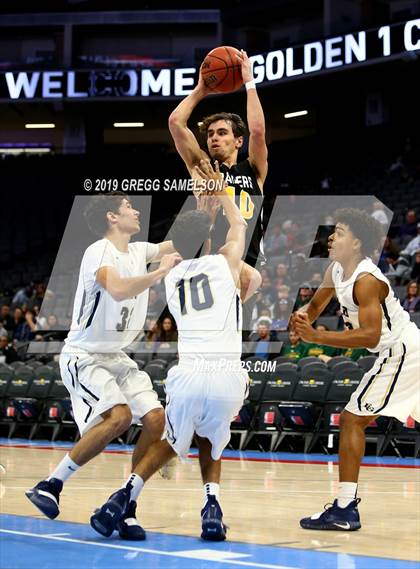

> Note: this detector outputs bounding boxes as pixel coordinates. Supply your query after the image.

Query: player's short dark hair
[84,192,129,236]
[199,112,247,138]
[334,208,384,256]
[170,210,212,259]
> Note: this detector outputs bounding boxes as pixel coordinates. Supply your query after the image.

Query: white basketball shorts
[60,349,162,435]
[164,362,249,460]
[345,325,420,422]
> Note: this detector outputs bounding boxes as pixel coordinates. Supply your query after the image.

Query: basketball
[200,46,243,93]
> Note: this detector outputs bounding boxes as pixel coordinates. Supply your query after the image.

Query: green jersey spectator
[280,330,308,361]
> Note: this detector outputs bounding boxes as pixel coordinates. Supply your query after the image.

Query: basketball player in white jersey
[291,208,420,531]
[90,160,248,541]
[26,193,181,540]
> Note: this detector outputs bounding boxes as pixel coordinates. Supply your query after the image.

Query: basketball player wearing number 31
[169,49,266,304]
[291,208,420,531]
[26,194,181,539]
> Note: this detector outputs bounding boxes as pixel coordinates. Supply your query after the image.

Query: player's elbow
[107,285,127,303]
[364,330,381,349]
[168,112,183,131]
[250,124,265,139]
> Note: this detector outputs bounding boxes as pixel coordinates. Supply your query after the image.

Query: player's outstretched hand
[194,159,226,194]
[294,313,317,343]
[159,253,183,275]
[238,49,253,84]
[197,193,221,223]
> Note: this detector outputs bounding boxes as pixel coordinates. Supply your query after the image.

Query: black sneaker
[201,495,227,541]
[300,498,362,531]
[25,478,63,520]
[90,488,130,538]
[117,500,146,541]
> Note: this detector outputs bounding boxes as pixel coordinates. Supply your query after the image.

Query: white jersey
[331,258,414,353]
[65,238,159,353]
[165,254,242,363]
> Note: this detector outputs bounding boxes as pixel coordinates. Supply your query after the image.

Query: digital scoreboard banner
[0,18,418,101]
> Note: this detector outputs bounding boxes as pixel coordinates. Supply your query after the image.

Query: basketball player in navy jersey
[26,194,181,539]
[291,208,420,531]
[169,49,266,303]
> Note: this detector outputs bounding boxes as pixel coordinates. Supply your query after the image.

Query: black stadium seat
[297,356,322,370]
[261,364,299,402]
[327,356,352,369]
[357,355,377,373]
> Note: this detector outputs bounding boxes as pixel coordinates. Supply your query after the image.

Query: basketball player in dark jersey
[169,49,267,304]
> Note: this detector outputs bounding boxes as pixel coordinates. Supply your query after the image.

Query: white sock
[203,482,220,506]
[337,482,358,508]
[47,453,80,483]
[122,473,144,502]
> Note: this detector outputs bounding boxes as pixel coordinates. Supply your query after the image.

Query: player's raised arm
[168,75,210,174]
[96,253,181,302]
[240,50,268,189]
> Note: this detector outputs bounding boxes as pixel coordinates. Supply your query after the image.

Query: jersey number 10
[176,273,214,315]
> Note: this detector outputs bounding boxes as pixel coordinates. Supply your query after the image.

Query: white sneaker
[159,457,178,480]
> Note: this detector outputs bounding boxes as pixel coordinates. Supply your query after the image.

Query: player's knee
[340,410,371,432]
[142,407,165,437]
[108,405,132,436]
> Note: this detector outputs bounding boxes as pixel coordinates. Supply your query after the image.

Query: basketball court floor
[1,438,419,569]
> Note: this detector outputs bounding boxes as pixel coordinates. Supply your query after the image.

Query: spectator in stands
[378,236,400,274]
[265,224,287,256]
[146,288,166,320]
[290,253,307,284]
[401,280,420,313]
[305,324,338,360]
[279,329,307,361]
[0,304,13,332]
[260,275,275,303]
[157,316,178,344]
[0,336,19,364]
[145,319,161,347]
[371,201,388,226]
[248,319,278,360]
[411,250,420,282]
[12,284,34,308]
[271,298,291,331]
[399,210,418,245]
[293,283,313,311]
[276,285,290,300]
[340,347,369,361]
[309,272,323,289]
[275,264,291,286]
[400,222,420,258]
[32,282,46,310]
[12,307,33,342]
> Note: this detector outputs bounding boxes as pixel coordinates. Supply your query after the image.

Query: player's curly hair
[334,208,384,256]
[84,192,129,236]
[199,112,247,138]
[170,210,212,259]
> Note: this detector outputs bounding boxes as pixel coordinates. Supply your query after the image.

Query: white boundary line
[0,528,295,569]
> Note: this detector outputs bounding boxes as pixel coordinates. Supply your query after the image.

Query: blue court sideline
[0,513,418,569]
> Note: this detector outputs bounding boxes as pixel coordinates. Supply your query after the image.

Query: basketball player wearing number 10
[169,49,267,303]
[292,208,420,531]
